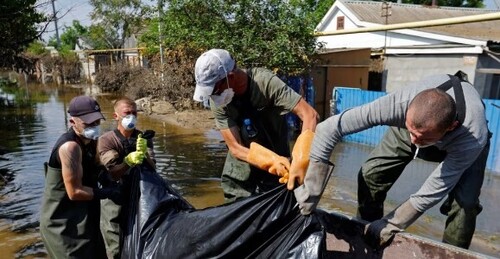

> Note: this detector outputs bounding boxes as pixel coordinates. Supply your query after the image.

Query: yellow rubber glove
[124,151,145,167]
[247,142,290,178]
[136,134,147,154]
[287,130,314,190]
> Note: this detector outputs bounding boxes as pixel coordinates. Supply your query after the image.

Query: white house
[123,34,146,67]
[314,0,500,98]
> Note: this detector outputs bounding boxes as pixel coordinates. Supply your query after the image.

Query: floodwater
[0,83,498,258]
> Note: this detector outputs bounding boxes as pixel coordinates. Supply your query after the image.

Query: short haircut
[113,96,137,112]
[407,88,456,131]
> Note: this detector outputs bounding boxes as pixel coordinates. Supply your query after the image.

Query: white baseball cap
[193,49,236,102]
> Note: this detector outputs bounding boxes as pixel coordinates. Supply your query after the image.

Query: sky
[39,0,94,42]
[39,0,500,42]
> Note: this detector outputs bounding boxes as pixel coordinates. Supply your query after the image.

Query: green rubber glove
[136,134,147,154]
[124,151,145,167]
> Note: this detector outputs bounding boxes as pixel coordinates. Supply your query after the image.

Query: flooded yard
[0,83,498,257]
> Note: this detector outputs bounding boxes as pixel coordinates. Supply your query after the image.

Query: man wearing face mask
[97,96,155,258]
[40,95,115,258]
[193,49,319,203]
[294,73,491,250]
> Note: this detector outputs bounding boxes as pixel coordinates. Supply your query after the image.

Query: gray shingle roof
[342,0,500,41]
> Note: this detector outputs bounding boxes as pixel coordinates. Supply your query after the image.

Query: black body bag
[121,165,328,259]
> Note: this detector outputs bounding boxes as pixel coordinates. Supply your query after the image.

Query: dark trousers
[357,126,490,248]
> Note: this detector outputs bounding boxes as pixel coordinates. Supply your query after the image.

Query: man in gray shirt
[294,73,490,249]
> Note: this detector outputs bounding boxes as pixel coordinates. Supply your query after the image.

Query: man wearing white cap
[193,48,318,202]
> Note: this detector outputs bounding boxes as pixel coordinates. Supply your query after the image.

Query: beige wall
[311,48,371,120]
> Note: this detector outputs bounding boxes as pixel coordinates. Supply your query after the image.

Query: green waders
[40,166,106,258]
[221,153,281,203]
[100,198,122,258]
[357,126,489,249]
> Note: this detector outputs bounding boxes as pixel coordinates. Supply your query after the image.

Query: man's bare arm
[291,98,318,132]
[60,141,94,200]
[220,126,249,162]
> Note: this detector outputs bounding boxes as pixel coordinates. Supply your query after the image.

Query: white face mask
[121,115,137,131]
[82,125,100,140]
[210,88,234,108]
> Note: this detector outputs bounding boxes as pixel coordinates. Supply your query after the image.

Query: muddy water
[320,142,500,256]
[0,83,498,258]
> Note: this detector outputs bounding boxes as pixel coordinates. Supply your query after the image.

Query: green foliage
[48,20,120,50]
[48,20,88,51]
[89,0,152,48]
[0,0,46,67]
[26,41,49,56]
[86,24,121,49]
[140,0,327,74]
[47,20,121,50]
[306,0,336,26]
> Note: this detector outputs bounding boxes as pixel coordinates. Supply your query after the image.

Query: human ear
[447,120,460,132]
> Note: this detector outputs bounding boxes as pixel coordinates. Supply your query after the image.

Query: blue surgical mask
[82,125,100,140]
[121,115,137,131]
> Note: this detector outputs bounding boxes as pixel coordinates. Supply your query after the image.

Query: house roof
[341,0,500,41]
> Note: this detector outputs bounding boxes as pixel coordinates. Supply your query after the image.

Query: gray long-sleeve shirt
[311,74,489,212]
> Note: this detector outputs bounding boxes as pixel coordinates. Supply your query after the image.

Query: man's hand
[363,219,398,248]
[363,200,423,248]
[124,151,145,167]
[93,187,122,205]
[247,142,290,178]
[293,159,334,215]
[287,130,314,190]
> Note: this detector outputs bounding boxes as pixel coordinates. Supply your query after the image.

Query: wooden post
[41,62,46,84]
[87,53,91,83]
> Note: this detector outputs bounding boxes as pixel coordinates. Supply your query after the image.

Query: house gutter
[314,12,500,36]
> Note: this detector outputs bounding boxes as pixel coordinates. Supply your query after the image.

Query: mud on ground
[134,97,216,131]
[148,109,216,131]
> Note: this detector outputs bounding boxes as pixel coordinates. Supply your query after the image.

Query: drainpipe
[314,12,500,36]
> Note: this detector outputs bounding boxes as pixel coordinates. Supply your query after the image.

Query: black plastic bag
[121,165,327,259]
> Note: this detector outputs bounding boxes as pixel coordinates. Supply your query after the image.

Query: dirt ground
[148,108,216,131]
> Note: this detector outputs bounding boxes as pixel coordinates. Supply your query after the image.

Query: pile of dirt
[93,49,215,131]
[149,108,216,131]
[135,97,216,130]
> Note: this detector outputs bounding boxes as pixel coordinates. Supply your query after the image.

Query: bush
[94,47,203,111]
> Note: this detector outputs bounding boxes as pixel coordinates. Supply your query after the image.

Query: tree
[86,23,121,50]
[26,41,49,56]
[141,0,327,74]
[0,0,46,67]
[89,0,152,49]
[48,20,88,52]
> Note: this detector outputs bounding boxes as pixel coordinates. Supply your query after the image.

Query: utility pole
[51,0,61,49]
[381,1,392,55]
[158,0,164,80]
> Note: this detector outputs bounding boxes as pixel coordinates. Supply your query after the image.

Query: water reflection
[0,82,498,257]
[0,83,228,257]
